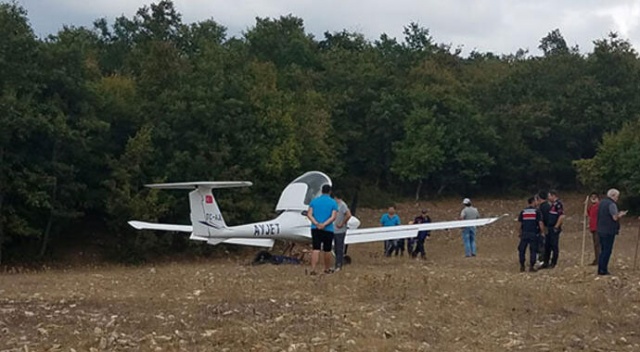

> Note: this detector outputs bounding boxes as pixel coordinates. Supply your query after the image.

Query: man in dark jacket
[411,209,431,259]
[535,191,550,265]
[596,188,628,275]
[540,190,564,269]
[518,197,544,272]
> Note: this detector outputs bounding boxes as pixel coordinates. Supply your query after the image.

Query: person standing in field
[307,184,339,275]
[380,206,401,257]
[535,191,550,266]
[411,209,431,259]
[596,188,628,276]
[540,190,565,269]
[332,191,352,272]
[459,198,480,257]
[586,192,601,266]
[517,197,544,272]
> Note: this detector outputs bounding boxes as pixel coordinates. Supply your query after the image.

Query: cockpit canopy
[275,171,332,211]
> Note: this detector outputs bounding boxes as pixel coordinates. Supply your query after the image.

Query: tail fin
[189,186,226,237]
[146,181,251,238]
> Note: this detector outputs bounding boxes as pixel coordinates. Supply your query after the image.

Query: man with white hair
[596,188,628,275]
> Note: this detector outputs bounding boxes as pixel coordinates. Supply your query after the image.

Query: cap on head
[421,209,428,214]
[462,198,471,205]
[321,184,332,194]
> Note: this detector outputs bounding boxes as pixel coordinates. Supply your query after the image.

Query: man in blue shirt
[307,184,339,275]
[380,206,401,257]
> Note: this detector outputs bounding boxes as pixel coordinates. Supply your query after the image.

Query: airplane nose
[348,216,361,229]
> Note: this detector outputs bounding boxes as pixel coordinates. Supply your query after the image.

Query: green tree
[574,118,640,208]
[244,15,319,69]
[538,29,569,56]
[0,3,43,263]
[391,108,445,199]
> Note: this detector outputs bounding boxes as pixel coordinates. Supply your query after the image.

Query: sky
[14,0,640,55]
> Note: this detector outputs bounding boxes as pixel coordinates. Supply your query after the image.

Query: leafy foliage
[2,1,640,263]
[575,118,640,205]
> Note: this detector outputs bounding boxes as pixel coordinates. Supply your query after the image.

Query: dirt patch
[2,194,640,351]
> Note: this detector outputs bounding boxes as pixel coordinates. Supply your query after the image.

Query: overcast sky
[15,0,640,55]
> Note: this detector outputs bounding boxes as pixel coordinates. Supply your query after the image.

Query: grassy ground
[1,194,640,351]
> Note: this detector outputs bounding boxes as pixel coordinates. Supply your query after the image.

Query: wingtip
[128,221,144,230]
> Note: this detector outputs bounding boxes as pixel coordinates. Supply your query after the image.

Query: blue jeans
[598,233,616,274]
[384,240,393,256]
[385,239,405,256]
[462,227,477,256]
[394,238,405,255]
[407,238,415,254]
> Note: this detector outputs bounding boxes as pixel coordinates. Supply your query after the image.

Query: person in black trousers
[541,190,565,269]
[596,189,628,275]
[411,209,431,259]
[517,197,544,272]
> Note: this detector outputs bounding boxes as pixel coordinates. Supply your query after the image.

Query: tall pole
[633,219,640,271]
[581,196,589,266]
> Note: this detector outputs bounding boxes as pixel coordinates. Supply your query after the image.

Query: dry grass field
[2,194,640,351]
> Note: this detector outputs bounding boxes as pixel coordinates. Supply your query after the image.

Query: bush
[575,118,640,210]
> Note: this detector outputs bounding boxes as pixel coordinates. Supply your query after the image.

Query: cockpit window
[275,171,332,212]
[291,172,332,205]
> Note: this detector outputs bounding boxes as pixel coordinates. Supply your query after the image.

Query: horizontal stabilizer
[128,221,192,232]
[345,216,505,245]
[145,181,252,189]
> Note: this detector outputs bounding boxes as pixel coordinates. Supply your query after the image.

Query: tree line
[1,1,639,264]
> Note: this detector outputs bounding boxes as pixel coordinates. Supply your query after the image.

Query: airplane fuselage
[193,210,359,243]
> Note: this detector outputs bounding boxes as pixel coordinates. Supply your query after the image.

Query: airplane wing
[344,216,505,245]
[128,221,192,232]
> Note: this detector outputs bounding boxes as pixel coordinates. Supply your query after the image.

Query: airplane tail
[145,181,252,239]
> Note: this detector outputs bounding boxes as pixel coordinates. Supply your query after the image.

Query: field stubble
[1,194,640,351]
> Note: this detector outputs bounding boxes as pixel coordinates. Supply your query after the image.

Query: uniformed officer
[517,197,545,272]
[535,191,550,264]
[540,190,565,269]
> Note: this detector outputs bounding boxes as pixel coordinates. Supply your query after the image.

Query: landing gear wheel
[344,255,352,265]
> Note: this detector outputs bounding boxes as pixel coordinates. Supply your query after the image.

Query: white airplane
[129,171,502,249]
